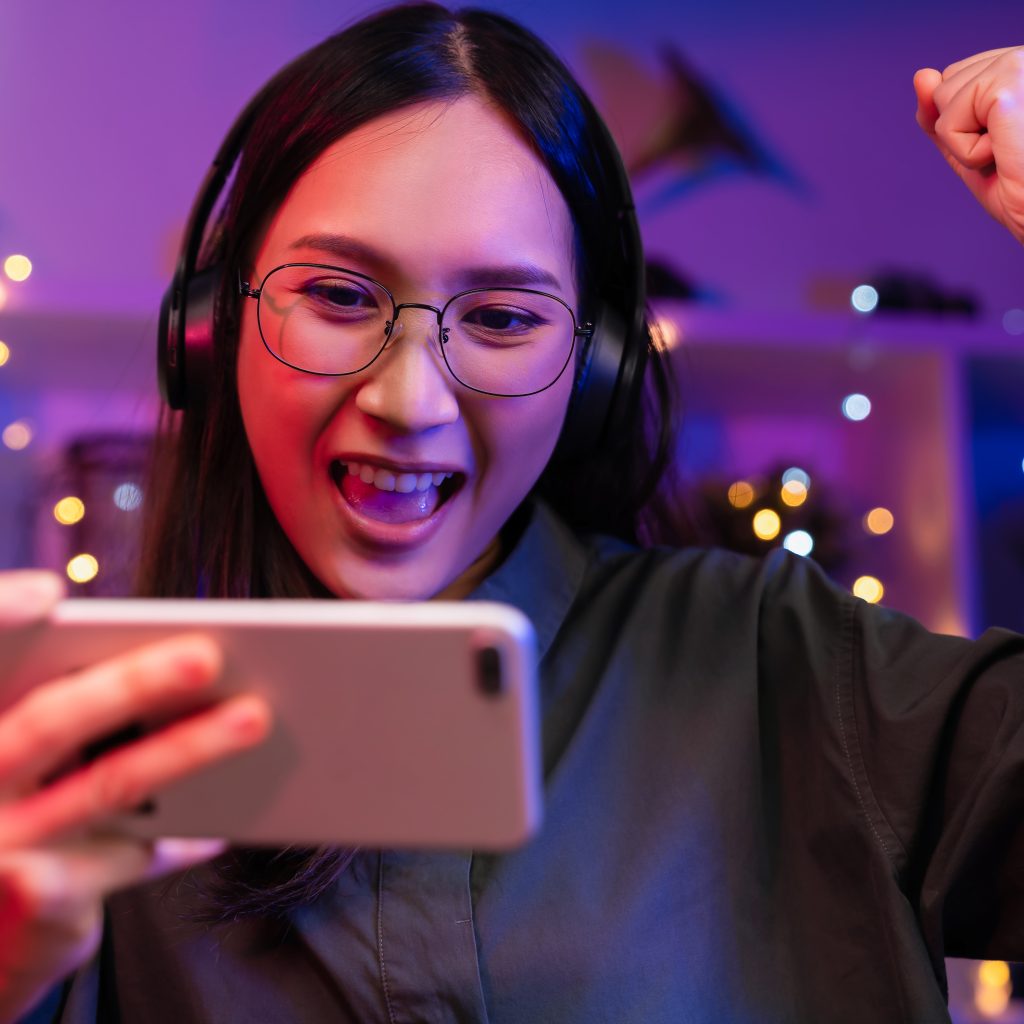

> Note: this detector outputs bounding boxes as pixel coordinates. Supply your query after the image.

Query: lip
[329,461,465,551]
[332,452,466,476]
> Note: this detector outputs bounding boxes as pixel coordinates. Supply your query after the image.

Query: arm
[914,47,1024,245]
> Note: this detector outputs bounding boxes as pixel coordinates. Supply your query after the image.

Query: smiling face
[236,96,578,600]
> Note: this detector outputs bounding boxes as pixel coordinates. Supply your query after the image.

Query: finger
[0,572,64,628]
[0,836,226,921]
[914,67,943,133]
[0,693,271,848]
[0,632,224,791]
[934,67,998,169]
[942,47,1018,80]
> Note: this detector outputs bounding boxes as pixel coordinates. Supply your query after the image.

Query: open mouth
[329,459,464,526]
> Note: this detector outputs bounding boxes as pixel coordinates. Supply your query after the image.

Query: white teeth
[342,461,455,493]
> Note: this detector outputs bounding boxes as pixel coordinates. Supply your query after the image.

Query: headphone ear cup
[158,266,222,411]
[552,304,628,461]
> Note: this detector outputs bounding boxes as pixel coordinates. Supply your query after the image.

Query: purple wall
[0,0,1020,320]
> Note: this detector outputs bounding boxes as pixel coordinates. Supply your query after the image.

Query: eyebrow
[286,232,563,292]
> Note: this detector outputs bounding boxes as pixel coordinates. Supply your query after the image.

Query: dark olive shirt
[38,501,1024,1023]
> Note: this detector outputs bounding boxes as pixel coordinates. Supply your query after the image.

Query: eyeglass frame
[238,262,595,399]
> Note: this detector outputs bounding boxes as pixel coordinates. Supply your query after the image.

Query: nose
[353,305,460,432]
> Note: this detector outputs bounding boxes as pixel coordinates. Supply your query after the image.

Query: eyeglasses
[239,263,594,398]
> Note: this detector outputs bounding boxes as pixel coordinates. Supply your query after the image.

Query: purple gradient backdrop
[0,0,1020,319]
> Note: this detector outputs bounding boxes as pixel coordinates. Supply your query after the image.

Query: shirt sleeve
[839,575,1024,963]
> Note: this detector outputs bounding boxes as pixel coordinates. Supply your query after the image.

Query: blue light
[781,467,811,489]
[851,284,879,314]
[783,530,814,557]
[842,393,872,421]
[113,482,143,511]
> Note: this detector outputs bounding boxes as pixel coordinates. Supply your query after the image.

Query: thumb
[0,572,65,628]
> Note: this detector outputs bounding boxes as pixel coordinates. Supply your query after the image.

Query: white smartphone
[0,599,541,851]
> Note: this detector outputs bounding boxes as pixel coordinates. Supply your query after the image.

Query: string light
[112,482,143,511]
[864,507,894,535]
[852,576,884,604]
[2,421,32,450]
[728,480,755,509]
[783,530,814,556]
[0,342,8,367]
[1003,308,1024,336]
[974,960,1011,1018]
[780,480,808,507]
[850,284,879,314]
[781,467,811,489]
[53,497,85,525]
[66,554,99,584]
[842,394,872,421]
[752,509,781,541]
[3,255,32,282]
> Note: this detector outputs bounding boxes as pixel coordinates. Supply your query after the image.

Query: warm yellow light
[752,509,781,541]
[0,281,8,310]
[864,507,894,535]
[853,575,884,604]
[53,496,85,525]
[3,255,32,282]
[780,480,808,507]
[2,421,32,450]
[728,480,755,509]
[66,553,99,584]
[650,316,681,351]
[0,342,8,367]
[978,961,1011,988]
[975,983,1010,1018]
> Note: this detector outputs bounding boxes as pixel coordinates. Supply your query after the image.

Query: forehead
[257,96,576,292]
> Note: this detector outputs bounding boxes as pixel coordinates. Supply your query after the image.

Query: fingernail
[223,696,271,740]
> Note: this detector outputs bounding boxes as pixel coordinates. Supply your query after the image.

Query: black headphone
[158,86,647,460]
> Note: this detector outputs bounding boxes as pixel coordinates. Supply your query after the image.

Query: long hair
[138,3,677,920]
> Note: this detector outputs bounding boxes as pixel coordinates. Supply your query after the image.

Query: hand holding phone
[0,571,269,1024]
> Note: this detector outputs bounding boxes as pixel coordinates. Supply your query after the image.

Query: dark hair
[139,3,677,920]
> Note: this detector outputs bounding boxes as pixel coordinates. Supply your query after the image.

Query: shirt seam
[377,852,398,1024]
[834,592,913,1022]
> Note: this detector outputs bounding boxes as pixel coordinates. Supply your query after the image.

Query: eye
[303,279,379,312]
[461,304,545,334]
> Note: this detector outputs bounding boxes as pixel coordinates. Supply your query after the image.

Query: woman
[1,7,1023,1021]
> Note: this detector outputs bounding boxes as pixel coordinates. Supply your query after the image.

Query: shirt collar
[466,500,588,663]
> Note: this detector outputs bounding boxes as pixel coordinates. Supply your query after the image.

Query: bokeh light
[852,575,884,604]
[728,480,755,509]
[0,342,9,367]
[978,961,1010,988]
[113,482,143,511]
[0,281,8,310]
[850,284,879,314]
[780,480,808,507]
[2,421,32,450]
[1003,308,1024,336]
[975,960,1011,1018]
[864,507,894,535]
[783,530,814,557]
[53,496,85,525]
[3,254,32,282]
[752,509,782,541]
[66,554,99,584]
[781,467,811,489]
[651,316,681,351]
[842,393,872,421]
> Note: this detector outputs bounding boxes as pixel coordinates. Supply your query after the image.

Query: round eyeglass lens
[440,289,576,396]
[257,265,392,374]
